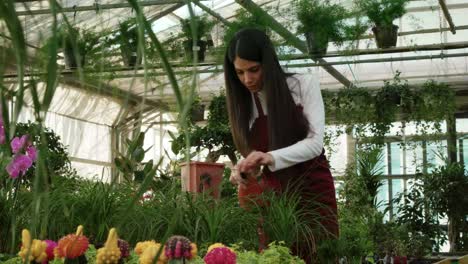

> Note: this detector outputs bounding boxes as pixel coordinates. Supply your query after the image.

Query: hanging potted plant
[181,16,213,62]
[189,95,205,122]
[56,24,99,69]
[356,0,410,48]
[117,18,143,67]
[296,0,348,58]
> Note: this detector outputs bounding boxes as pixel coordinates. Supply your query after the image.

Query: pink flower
[43,240,57,262]
[6,155,33,179]
[26,146,37,162]
[0,126,5,144]
[6,161,20,178]
[11,135,29,154]
[204,247,236,264]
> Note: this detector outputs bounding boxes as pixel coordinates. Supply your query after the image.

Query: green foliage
[295,0,349,46]
[114,132,158,183]
[372,72,411,140]
[356,147,385,207]
[171,93,238,164]
[421,161,468,251]
[323,75,457,146]
[394,173,446,256]
[13,122,75,185]
[181,16,213,41]
[410,80,456,133]
[233,241,305,263]
[53,23,100,66]
[223,9,272,45]
[356,0,411,27]
[116,18,141,61]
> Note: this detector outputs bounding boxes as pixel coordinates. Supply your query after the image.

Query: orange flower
[55,234,89,259]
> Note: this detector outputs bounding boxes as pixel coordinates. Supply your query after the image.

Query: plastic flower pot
[305,31,329,59]
[372,24,399,49]
[180,161,225,199]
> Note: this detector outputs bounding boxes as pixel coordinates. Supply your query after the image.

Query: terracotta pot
[180,161,225,199]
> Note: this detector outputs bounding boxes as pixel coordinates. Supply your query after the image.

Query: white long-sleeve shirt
[249,74,325,172]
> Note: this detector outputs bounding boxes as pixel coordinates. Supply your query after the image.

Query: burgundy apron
[238,92,339,263]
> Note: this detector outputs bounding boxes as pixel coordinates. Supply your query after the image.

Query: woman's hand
[229,164,262,188]
[237,151,274,175]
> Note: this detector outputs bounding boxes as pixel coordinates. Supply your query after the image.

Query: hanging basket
[190,104,205,122]
[64,45,85,69]
[183,39,208,62]
[121,50,142,67]
[372,24,399,49]
[305,31,329,59]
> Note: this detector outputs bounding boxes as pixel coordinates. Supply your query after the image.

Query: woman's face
[233,56,263,92]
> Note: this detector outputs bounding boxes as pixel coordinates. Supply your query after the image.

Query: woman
[224,28,338,262]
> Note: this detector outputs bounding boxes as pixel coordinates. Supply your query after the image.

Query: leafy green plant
[394,173,446,256]
[355,0,410,28]
[114,132,158,183]
[171,93,238,164]
[422,161,468,252]
[12,122,74,185]
[333,87,375,136]
[117,18,142,66]
[372,72,412,140]
[54,23,100,68]
[295,0,348,56]
[223,8,272,45]
[410,80,456,133]
[181,16,213,42]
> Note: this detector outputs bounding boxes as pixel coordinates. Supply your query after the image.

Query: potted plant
[356,0,411,48]
[117,18,143,67]
[56,24,99,69]
[295,0,348,58]
[180,16,213,62]
[171,94,238,199]
[189,95,205,122]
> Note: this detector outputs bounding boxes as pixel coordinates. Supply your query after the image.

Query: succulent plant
[164,235,197,261]
[18,229,48,263]
[55,226,89,263]
[96,228,121,264]
[204,247,236,264]
[117,239,130,259]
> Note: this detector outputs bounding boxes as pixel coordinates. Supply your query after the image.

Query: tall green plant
[423,161,468,252]
[355,0,410,28]
[295,0,349,47]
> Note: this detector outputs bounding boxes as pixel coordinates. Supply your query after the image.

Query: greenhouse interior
[1,0,468,263]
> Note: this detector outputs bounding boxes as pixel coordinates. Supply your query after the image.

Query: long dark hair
[224,28,309,158]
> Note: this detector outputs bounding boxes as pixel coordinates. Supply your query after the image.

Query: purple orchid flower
[0,124,5,144]
[26,146,37,162]
[11,135,29,154]
[6,155,33,179]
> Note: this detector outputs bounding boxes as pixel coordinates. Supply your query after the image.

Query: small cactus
[117,239,130,259]
[203,247,236,264]
[164,236,196,260]
[96,228,121,264]
[55,226,89,261]
[18,229,48,263]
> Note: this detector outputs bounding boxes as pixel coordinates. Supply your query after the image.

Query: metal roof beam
[438,0,456,34]
[235,0,352,87]
[15,0,184,16]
